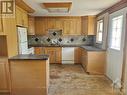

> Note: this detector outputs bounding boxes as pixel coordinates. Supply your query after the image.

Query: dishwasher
[62,47,75,64]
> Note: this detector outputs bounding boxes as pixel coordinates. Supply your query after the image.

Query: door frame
[121,13,127,94]
[106,7,127,82]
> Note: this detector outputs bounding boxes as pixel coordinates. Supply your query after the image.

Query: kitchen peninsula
[9,54,49,95]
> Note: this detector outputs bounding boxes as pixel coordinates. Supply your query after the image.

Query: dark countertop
[28,44,84,47]
[29,44,106,51]
[80,46,106,51]
[9,54,49,60]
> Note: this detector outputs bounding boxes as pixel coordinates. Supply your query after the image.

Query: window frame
[96,19,104,44]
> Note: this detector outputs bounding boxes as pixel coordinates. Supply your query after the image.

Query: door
[19,42,28,54]
[107,8,127,82]
[18,27,28,43]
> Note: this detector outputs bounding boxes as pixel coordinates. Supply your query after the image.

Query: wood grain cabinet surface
[34,47,62,64]
[81,16,96,35]
[81,48,106,74]
[35,17,81,35]
[16,6,28,27]
[9,60,49,95]
[28,16,35,35]
[0,57,10,93]
[74,47,82,64]
[0,15,4,35]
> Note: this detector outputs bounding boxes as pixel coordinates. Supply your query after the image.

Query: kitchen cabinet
[16,6,28,27]
[0,15,3,35]
[35,17,81,35]
[47,18,56,29]
[45,47,62,64]
[81,48,106,74]
[74,47,82,64]
[82,16,96,35]
[34,47,62,64]
[34,47,44,55]
[9,59,49,95]
[0,57,10,93]
[63,19,81,35]
[55,19,64,30]
[28,16,35,35]
[35,18,48,35]
[63,20,72,35]
[2,18,18,57]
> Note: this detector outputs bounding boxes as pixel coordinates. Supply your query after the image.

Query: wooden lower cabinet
[9,60,49,95]
[0,57,10,93]
[44,47,61,64]
[34,47,62,64]
[74,47,82,64]
[81,48,106,74]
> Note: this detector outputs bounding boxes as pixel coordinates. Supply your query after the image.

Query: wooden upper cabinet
[22,11,28,27]
[28,16,35,35]
[63,20,71,35]
[63,18,81,35]
[82,16,96,35]
[35,18,48,35]
[47,18,55,29]
[16,6,28,27]
[55,19,64,30]
[35,17,82,35]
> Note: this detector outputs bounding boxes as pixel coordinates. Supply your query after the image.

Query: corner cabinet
[16,6,28,27]
[81,48,106,74]
[81,16,96,35]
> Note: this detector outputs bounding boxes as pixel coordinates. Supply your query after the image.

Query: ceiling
[23,0,121,16]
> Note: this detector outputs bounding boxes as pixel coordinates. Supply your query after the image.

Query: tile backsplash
[28,35,95,46]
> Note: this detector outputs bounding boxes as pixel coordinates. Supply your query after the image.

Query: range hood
[42,2,72,13]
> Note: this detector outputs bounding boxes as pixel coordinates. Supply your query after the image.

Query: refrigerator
[17,27,29,54]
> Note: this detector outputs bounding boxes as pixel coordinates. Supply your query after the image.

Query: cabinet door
[0,60,9,92]
[75,19,81,35]
[16,6,23,26]
[47,18,55,29]
[87,16,95,35]
[34,47,43,55]
[45,48,56,63]
[28,16,35,35]
[22,11,28,27]
[55,20,64,30]
[74,48,82,64]
[35,18,48,35]
[81,16,88,35]
[63,20,71,35]
[81,49,88,70]
[55,48,62,63]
